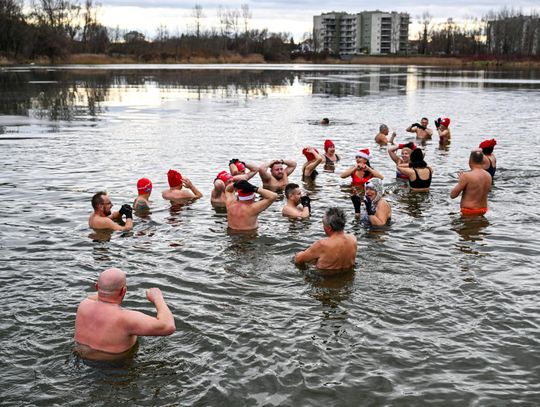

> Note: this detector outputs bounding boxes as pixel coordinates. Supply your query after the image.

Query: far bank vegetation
[0,1,538,67]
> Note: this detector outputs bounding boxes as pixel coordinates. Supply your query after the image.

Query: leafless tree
[192,4,203,38]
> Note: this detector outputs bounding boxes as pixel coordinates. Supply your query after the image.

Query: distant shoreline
[1,53,539,70]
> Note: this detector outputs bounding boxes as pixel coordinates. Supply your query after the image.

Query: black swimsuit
[409,168,432,189]
[324,154,340,165]
[485,156,496,178]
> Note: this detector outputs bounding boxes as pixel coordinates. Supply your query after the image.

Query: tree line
[0,1,538,62]
[415,8,539,57]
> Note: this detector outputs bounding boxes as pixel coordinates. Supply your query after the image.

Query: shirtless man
[406,117,433,140]
[162,169,203,201]
[295,207,357,274]
[89,191,133,231]
[282,183,310,219]
[133,178,152,211]
[211,169,257,208]
[375,124,393,145]
[228,159,260,178]
[435,117,451,144]
[74,267,175,360]
[450,150,492,216]
[225,180,278,230]
[259,159,297,192]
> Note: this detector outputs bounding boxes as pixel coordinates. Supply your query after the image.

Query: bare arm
[97,216,133,231]
[183,178,203,199]
[283,159,297,176]
[426,128,433,136]
[366,165,384,180]
[295,240,322,265]
[282,205,309,219]
[450,171,466,199]
[258,161,273,182]
[303,152,323,176]
[225,182,236,202]
[388,145,400,164]
[369,200,391,226]
[251,187,278,213]
[124,288,175,336]
[244,162,259,181]
[340,165,356,178]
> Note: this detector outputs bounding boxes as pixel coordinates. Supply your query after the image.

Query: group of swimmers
[77,115,498,361]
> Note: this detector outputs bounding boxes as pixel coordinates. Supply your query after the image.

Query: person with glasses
[89,191,133,231]
[74,267,175,360]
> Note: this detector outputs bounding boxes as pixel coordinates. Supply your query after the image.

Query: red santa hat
[355,148,371,160]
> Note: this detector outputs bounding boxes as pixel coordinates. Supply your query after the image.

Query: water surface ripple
[1,65,539,406]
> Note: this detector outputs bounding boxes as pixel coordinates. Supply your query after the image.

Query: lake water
[1,64,540,406]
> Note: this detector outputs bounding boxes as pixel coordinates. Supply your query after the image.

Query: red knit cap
[479,139,497,149]
[167,170,183,188]
[324,139,335,151]
[440,118,451,127]
[216,170,233,184]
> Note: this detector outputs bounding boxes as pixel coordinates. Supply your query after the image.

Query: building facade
[314,10,409,55]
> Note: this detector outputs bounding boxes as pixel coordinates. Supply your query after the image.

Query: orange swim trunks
[461,207,488,216]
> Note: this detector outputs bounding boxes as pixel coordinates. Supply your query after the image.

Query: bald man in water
[74,268,176,360]
[450,150,492,216]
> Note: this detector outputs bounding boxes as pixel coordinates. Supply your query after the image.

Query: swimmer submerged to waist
[74,341,138,361]
[461,207,488,216]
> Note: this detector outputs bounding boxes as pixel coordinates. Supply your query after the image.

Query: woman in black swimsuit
[302,147,323,181]
[479,139,497,179]
[397,148,433,192]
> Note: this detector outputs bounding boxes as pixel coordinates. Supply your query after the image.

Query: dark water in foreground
[1,64,539,406]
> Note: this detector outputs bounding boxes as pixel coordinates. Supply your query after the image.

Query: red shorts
[461,207,488,216]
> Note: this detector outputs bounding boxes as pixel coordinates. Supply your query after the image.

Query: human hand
[435,118,441,129]
[234,180,258,193]
[146,287,164,303]
[229,158,240,165]
[183,178,194,189]
[119,204,133,219]
[458,170,464,179]
[363,196,376,215]
[300,195,311,212]
[411,122,421,129]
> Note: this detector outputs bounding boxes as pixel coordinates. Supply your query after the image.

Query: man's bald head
[97,268,126,299]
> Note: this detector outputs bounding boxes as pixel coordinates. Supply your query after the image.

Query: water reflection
[304,270,355,308]
[451,216,490,243]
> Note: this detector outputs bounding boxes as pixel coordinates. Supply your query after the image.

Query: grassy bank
[1,53,539,70]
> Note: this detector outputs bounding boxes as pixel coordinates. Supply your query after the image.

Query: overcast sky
[96,1,539,41]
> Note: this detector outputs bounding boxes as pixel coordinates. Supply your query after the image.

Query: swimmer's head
[440,117,450,128]
[285,182,301,204]
[324,139,335,152]
[321,118,329,125]
[421,117,429,127]
[302,147,319,162]
[96,268,127,301]
[323,207,346,234]
[365,179,383,204]
[167,169,183,188]
[270,161,285,180]
[479,138,497,155]
[409,148,427,168]
[92,191,113,216]
[137,178,152,195]
[216,170,233,185]
[470,150,484,165]
[379,124,389,135]
[355,148,371,165]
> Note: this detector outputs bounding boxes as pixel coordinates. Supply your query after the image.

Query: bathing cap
[137,178,152,194]
[216,170,233,184]
[167,169,183,188]
[235,161,246,172]
[324,139,335,151]
[440,117,451,127]
[479,139,497,149]
[365,178,383,204]
[355,148,371,160]
[302,147,319,162]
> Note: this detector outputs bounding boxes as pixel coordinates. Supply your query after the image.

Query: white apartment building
[313,10,410,55]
